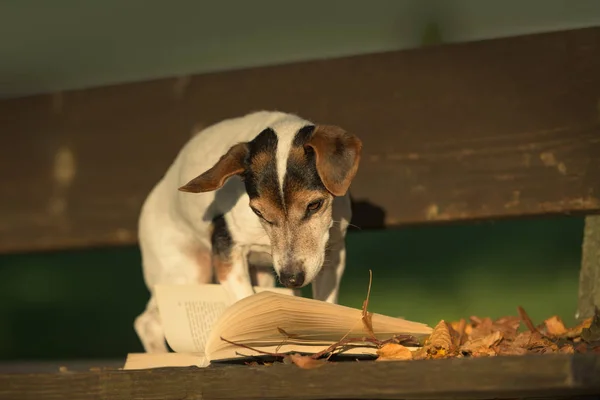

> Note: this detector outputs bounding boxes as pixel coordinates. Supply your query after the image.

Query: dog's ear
[179,143,248,193]
[305,125,362,197]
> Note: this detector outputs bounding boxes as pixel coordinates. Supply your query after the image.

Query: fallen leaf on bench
[469,316,494,339]
[544,316,568,336]
[287,354,327,369]
[423,320,454,359]
[514,331,558,353]
[567,317,593,338]
[492,316,522,340]
[541,315,593,339]
[494,342,528,356]
[376,343,413,361]
[559,344,575,354]
[460,331,503,355]
[449,318,467,346]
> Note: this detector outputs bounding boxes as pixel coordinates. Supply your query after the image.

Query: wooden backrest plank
[1,27,599,253]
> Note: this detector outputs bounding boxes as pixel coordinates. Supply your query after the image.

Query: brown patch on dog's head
[251,151,271,172]
[243,128,285,218]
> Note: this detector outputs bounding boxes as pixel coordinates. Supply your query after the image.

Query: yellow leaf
[544,316,568,337]
[287,354,326,369]
[376,343,413,361]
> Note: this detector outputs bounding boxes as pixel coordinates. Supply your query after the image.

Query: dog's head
[179,123,362,289]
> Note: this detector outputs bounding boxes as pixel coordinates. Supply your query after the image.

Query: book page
[155,284,294,354]
[123,353,209,370]
[155,284,230,354]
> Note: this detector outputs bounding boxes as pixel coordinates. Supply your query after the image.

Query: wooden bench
[1,26,599,400]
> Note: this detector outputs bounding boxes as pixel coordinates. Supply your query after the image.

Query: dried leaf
[411,347,428,360]
[361,270,376,339]
[514,331,558,353]
[559,344,575,354]
[517,306,539,333]
[448,319,465,347]
[458,323,468,346]
[376,343,413,361]
[469,316,494,339]
[565,318,593,339]
[544,316,568,337]
[470,347,498,358]
[463,323,473,337]
[424,320,454,358]
[460,331,503,355]
[287,354,327,369]
[277,327,300,339]
[220,336,285,358]
[540,315,589,340]
[512,331,534,348]
[581,307,600,343]
[492,316,521,340]
[450,318,467,337]
[465,315,520,341]
[495,342,528,356]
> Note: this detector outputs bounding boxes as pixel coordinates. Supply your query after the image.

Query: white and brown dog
[134,110,362,353]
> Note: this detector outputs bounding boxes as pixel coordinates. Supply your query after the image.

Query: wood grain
[1,27,600,253]
[578,215,600,320]
[1,354,599,400]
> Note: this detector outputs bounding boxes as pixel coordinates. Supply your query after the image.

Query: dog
[134,110,362,353]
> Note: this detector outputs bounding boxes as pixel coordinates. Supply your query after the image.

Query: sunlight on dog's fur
[134,111,362,353]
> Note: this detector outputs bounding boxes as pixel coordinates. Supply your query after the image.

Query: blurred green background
[0,216,584,360]
[1,0,597,362]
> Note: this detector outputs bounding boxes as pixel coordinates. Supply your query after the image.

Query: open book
[124,284,433,370]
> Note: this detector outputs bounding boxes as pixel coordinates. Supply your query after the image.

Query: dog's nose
[280,270,305,288]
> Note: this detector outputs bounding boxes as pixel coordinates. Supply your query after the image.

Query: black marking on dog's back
[211,214,233,258]
[243,128,284,208]
[283,125,327,206]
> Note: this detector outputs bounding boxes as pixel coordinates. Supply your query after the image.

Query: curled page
[155,284,234,354]
[155,284,294,354]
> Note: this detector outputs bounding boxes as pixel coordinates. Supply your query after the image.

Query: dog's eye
[251,207,274,225]
[251,207,264,218]
[307,199,323,213]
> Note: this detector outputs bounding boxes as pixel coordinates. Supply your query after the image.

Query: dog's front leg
[312,241,346,304]
[214,245,255,302]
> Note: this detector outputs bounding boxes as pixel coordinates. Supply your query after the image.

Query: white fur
[273,118,303,193]
[134,111,352,353]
